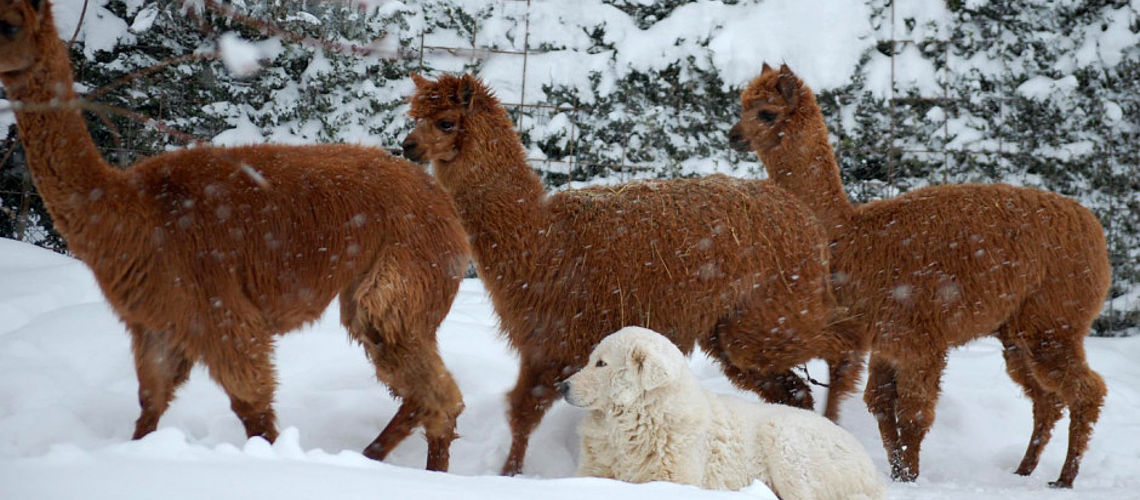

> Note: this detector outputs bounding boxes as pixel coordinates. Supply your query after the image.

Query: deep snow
[1,238,1139,499]
[2,3,1138,496]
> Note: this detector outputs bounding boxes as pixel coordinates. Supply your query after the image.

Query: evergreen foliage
[1,0,1136,333]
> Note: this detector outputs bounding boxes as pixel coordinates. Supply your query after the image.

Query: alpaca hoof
[362,442,388,461]
[255,429,279,444]
[890,465,917,482]
[425,436,453,472]
[425,453,450,472]
[1048,479,1073,489]
[500,460,523,477]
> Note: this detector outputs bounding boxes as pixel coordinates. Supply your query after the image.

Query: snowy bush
[0,0,1136,334]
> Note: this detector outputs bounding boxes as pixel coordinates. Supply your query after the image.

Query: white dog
[559,326,885,500]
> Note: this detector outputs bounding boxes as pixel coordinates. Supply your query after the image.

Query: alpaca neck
[441,120,548,283]
[4,29,120,236]
[759,97,856,234]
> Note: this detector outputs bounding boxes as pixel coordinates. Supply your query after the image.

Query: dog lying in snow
[559,326,885,500]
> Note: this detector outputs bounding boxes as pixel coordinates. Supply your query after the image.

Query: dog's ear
[632,344,676,391]
[777,64,799,107]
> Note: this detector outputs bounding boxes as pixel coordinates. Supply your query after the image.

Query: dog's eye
[595,360,606,368]
[438,120,455,131]
[758,110,778,123]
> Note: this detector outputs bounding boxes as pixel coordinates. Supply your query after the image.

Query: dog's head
[560,326,685,410]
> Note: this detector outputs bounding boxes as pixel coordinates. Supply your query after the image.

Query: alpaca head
[728,63,804,154]
[402,73,501,165]
[0,0,49,82]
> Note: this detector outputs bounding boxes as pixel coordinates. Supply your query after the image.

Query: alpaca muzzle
[401,137,423,163]
[727,124,751,153]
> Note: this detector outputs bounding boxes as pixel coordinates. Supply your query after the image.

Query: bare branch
[65,0,91,51]
[89,52,219,101]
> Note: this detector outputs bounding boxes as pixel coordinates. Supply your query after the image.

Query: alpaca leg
[891,353,947,482]
[501,359,563,476]
[732,364,812,408]
[364,392,461,472]
[863,355,903,478]
[357,336,464,472]
[362,399,419,461]
[821,319,869,421]
[707,309,821,409]
[1024,334,1106,488]
[204,337,279,442]
[698,334,813,408]
[130,326,193,439]
[1001,291,1107,488]
[341,257,464,471]
[738,250,835,409]
[1051,371,1105,489]
[997,335,1064,476]
[824,349,865,421]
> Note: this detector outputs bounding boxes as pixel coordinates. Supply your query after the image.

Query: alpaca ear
[777,65,798,107]
[761,62,774,75]
[632,344,675,391]
[458,74,479,112]
[410,72,431,89]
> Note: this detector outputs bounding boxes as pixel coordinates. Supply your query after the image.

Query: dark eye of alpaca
[758,110,778,123]
[0,21,19,38]
[595,359,606,368]
[438,120,455,132]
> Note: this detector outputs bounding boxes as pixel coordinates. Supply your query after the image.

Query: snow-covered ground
[1,237,1138,500]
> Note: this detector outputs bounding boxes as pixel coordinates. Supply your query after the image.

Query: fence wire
[1,0,1136,331]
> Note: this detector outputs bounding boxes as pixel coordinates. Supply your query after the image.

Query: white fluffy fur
[562,326,885,500]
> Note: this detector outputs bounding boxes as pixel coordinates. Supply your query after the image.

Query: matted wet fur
[729,63,1110,488]
[402,73,867,475]
[0,0,469,471]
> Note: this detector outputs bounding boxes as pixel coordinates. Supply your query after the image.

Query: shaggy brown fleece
[0,0,469,471]
[402,73,867,475]
[730,63,1110,488]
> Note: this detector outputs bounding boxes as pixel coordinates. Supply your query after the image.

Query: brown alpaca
[0,0,469,471]
[729,63,1111,488]
[401,73,867,476]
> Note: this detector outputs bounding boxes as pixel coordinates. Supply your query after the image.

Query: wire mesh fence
[1,0,1136,332]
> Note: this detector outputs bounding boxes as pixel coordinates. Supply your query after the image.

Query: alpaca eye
[758,110,778,123]
[595,360,606,368]
[0,21,19,38]
[438,120,455,131]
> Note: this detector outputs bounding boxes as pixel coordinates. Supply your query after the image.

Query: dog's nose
[401,138,421,162]
[555,381,570,397]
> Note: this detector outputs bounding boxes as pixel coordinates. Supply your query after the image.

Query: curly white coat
[562,326,885,500]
